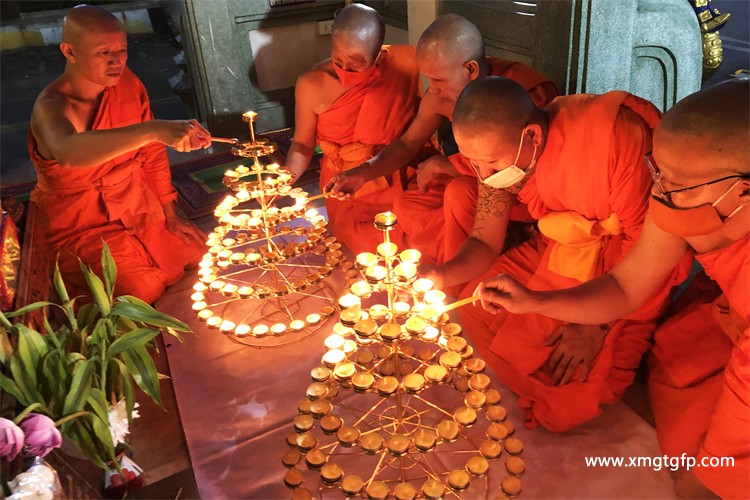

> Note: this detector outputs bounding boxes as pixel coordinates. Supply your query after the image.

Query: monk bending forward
[478,80,749,498]
[439,77,689,433]
[29,5,211,304]
[325,14,557,264]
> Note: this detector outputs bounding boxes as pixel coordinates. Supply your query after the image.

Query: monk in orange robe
[477,80,749,498]
[430,77,689,433]
[324,14,557,263]
[28,6,210,304]
[285,4,420,254]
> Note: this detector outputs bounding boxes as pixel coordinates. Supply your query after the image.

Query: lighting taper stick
[306,192,331,202]
[442,295,480,313]
[212,137,239,145]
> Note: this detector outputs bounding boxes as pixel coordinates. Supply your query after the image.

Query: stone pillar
[442,0,702,112]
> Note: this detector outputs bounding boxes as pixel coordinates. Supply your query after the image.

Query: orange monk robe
[648,234,749,498]
[393,58,558,264]
[316,45,420,254]
[29,68,204,304]
[458,91,691,432]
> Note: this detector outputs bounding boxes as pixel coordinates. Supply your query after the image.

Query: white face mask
[471,130,537,190]
[481,165,527,190]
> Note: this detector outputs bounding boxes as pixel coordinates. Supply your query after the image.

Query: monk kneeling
[29,5,211,304]
[435,77,689,433]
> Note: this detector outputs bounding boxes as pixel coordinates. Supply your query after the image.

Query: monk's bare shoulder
[297,59,338,92]
[32,80,71,122]
[30,78,82,137]
[296,59,344,114]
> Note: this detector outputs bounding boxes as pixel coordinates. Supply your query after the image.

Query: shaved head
[332,3,385,61]
[417,14,485,66]
[62,5,124,46]
[655,79,749,181]
[453,76,535,136]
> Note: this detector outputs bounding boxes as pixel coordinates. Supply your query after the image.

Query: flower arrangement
[0,243,190,471]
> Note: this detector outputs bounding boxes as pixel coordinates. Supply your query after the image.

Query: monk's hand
[545,323,606,385]
[163,202,205,245]
[416,155,456,192]
[476,274,535,315]
[155,119,212,152]
[323,169,366,200]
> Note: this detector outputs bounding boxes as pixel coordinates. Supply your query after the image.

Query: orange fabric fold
[650,235,749,498]
[396,58,558,264]
[316,45,420,254]
[28,68,203,304]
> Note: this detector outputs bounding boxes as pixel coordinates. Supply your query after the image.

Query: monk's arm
[31,94,207,168]
[345,94,444,182]
[479,217,690,322]
[433,183,514,287]
[286,74,318,180]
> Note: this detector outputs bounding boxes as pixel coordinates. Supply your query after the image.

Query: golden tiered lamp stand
[283,213,526,497]
[192,111,355,347]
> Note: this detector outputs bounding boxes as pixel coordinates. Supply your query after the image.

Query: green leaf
[43,323,62,350]
[87,319,108,351]
[0,372,24,402]
[86,389,110,431]
[0,329,13,365]
[2,301,55,319]
[78,259,111,316]
[100,241,117,302]
[62,358,94,416]
[113,359,136,420]
[76,303,99,330]
[43,317,55,337]
[14,402,43,424]
[118,295,154,308]
[111,301,190,332]
[0,310,11,329]
[108,328,161,358]
[42,350,67,406]
[66,352,86,365]
[91,412,117,463]
[53,258,70,303]
[17,325,49,380]
[16,326,40,387]
[68,420,108,469]
[121,345,162,407]
[9,355,43,406]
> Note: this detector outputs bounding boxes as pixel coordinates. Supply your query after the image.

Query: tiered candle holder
[192,111,356,347]
[282,213,525,498]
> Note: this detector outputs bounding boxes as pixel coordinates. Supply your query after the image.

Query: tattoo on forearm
[473,183,513,233]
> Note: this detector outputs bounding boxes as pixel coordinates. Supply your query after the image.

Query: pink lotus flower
[0,417,25,460]
[20,414,62,458]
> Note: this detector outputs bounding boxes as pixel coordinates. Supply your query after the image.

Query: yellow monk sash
[318,140,389,198]
[537,211,623,282]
